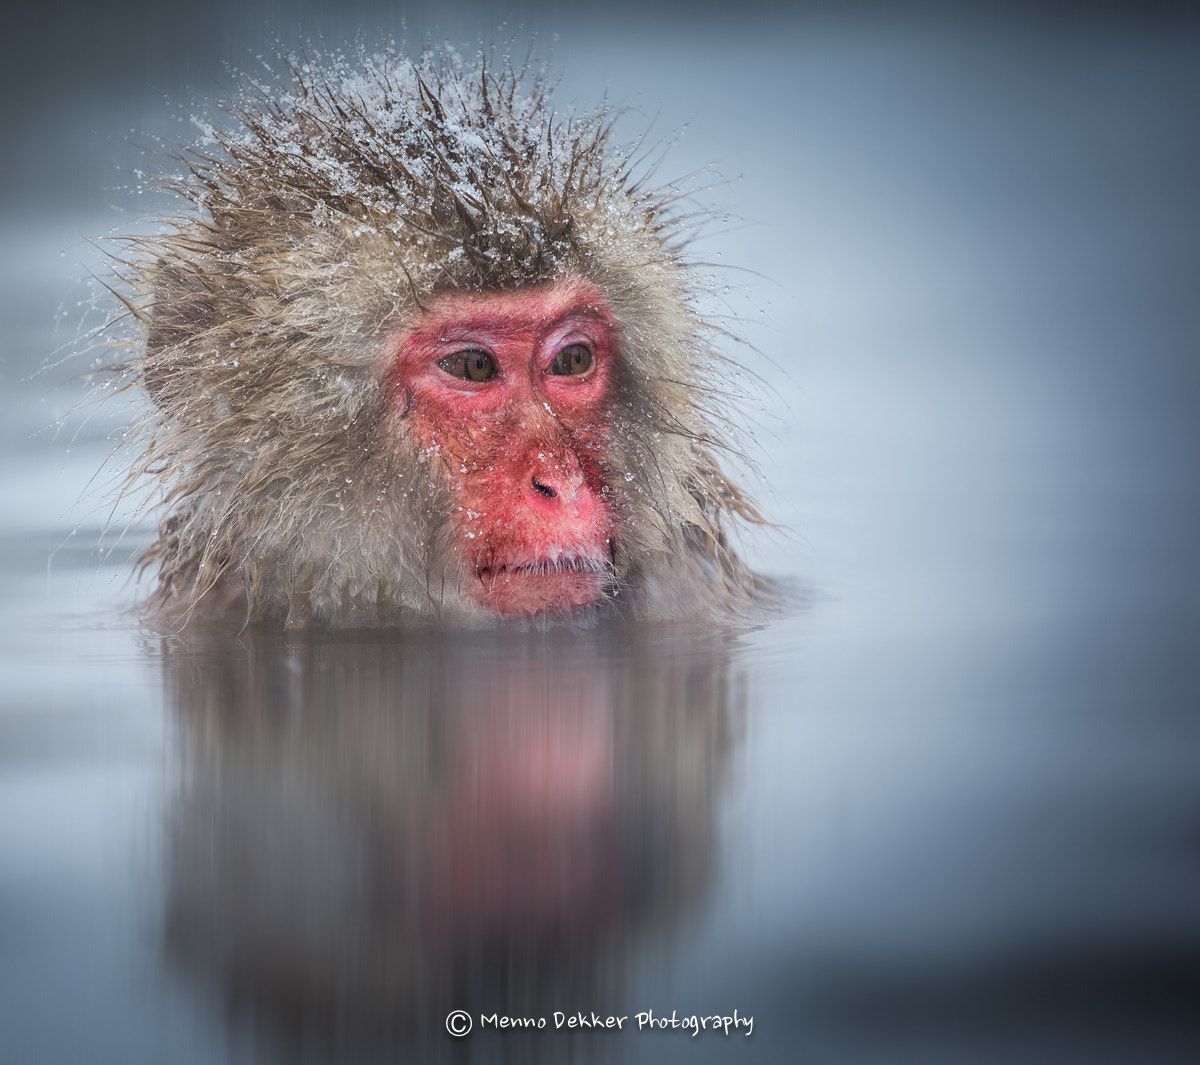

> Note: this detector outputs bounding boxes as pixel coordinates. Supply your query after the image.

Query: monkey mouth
[481,555,612,579]
[473,551,615,616]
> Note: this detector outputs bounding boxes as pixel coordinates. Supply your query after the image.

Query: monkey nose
[524,460,584,506]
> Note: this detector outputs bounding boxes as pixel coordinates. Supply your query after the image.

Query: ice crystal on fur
[110,48,765,626]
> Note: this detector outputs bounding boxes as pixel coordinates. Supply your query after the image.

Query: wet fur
[111,49,767,626]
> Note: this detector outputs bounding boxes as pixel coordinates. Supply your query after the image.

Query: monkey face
[393,279,621,617]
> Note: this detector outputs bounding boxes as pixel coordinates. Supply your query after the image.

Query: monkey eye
[550,343,594,376]
[439,349,496,382]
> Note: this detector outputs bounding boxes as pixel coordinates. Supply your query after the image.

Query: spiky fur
[112,48,766,626]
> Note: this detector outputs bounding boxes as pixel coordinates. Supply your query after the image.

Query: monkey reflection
[155,624,744,1061]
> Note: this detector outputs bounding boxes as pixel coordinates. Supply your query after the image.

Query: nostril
[531,476,558,500]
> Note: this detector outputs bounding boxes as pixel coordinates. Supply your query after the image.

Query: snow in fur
[110,47,765,626]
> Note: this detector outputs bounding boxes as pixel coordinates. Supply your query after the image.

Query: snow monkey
[113,50,767,626]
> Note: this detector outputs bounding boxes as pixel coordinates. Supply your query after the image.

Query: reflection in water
[151,623,747,1061]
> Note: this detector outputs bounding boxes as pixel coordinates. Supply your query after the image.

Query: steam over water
[2,10,1199,1064]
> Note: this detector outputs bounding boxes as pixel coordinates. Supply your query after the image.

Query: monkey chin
[470,555,614,618]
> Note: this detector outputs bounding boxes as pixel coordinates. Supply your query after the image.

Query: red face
[392,279,620,617]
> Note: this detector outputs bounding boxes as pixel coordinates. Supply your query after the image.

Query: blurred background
[2,3,1198,1063]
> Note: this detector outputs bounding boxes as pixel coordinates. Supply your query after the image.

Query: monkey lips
[474,550,616,617]
[394,280,621,618]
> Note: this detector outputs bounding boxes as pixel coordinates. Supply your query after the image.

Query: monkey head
[112,49,767,626]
